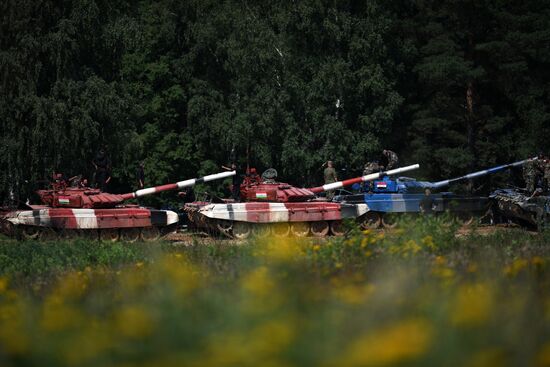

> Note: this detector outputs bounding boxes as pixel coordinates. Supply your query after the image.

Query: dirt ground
[165,224,535,245]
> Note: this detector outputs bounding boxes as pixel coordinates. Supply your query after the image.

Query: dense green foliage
[1,0,549,202]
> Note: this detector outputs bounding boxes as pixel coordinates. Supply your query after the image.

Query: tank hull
[185,202,368,239]
[489,189,550,230]
[334,193,490,228]
[338,193,489,213]
[1,207,179,241]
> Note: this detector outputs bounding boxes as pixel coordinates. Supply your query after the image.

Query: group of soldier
[323,149,399,198]
[363,149,399,176]
[523,153,550,195]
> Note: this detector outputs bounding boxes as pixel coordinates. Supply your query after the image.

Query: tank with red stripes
[0,171,235,241]
[184,165,419,239]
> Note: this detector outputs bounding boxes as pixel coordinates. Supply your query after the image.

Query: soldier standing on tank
[543,156,550,193]
[323,160,338,200]
[222,163,241,202]
[382,150,399,170]
[136,161,145,190]
[524,156,543,195]
[92,148,111,192]
[362,160,380,191]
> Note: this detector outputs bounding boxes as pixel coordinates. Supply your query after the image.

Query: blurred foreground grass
[0,216,550,366]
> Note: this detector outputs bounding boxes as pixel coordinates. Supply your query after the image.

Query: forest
[1,0,549,202]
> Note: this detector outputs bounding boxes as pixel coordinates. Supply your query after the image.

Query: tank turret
[362,159,534,194]
[239,164,420,202]
[35,171,236,209]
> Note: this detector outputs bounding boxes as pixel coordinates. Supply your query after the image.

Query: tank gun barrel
[120,171,236,200]
[430,158,536,189]
[309,164,420,194]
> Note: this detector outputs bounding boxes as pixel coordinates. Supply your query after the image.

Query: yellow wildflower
[0,276,8,293]
[157,256,201,295]
[199,319,295,366]
[0,302,29,355]
[334,283,375,305]
[450,283,494,327]
[115,305,155,339]
[340,318,434,366]
[536,341,550,367]
[466,262,478,273]
[241,266,275,298]
[422,235,436,250]
[62,323,113,365]
[390,240,422,257]
[466,348,506,367]
[432,266,455,280]
[263,237,296,262]
[504,258,529,277]
[51,272,87,301]
[41,300,84,331]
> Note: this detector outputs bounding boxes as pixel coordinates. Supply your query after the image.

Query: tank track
[357,210,488,229]
[0,219,177,242]
[185,209,349,239]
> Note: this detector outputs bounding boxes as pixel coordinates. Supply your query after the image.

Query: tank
[0,171,235,241]
[489,188,550,231]
[333,159,533,229]
[184,164,420,239]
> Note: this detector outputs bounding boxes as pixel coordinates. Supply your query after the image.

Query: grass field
[0,217,549,366]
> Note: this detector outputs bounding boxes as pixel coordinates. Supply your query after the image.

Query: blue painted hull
[335,193,490,214]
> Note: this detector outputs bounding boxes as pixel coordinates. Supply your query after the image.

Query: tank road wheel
[272,223,290,237]
[216,221,233,236]
[141,227,161,242]
[120,228,140,243]
[310,221,330,237]
[457,212,474,227]
[100,228,120,242]
[79,229,98,241]
[59,229,79,240]
[252,224,271,238]
[1,221,16,237]
[360,212,381,230]
[22,226,40,240]
[330,221,345,236]
[290,222,310,237]
[382,214,398,229]
[39,228,58,241]
[232,222,251,240]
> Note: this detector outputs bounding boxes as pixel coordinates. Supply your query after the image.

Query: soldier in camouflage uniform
[323,161,338,200]
[382,150,399,170]
[543,157,550,193]
[362,161,380,191]
[523,157,542,195]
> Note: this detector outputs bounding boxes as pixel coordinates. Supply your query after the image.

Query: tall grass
[0,217,549,366]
